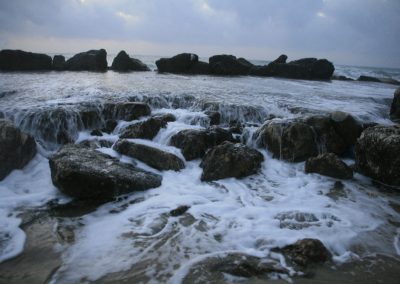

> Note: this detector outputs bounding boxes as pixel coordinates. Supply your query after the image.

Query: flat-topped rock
[65,49,107,71]
[156,53,209,74]
[0,49,52,71]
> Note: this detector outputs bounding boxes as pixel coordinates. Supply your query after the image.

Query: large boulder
[390,88,400,122]
[305,153,353,179]
[200,141,264,181]
[0,49,52,71]
[330,111,363,147]
[103,102,151,121]
[0,119,37,180]
[209,54,253,75]
[52,55,66,71]
[120,117,168,139]
[49,144,162,200]
[281,238,331,266]
[170,126,234,160]
[111,50,150,72]
[355,125,400,186]
[114,139,185,171]
[156,53,209,74]
[65,49,108,71]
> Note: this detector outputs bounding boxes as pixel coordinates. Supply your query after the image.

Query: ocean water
[0,55,400,283]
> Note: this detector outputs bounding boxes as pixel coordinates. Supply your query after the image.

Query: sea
[0,54,399,283]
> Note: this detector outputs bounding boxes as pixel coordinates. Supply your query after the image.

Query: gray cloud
[0,0,399,67]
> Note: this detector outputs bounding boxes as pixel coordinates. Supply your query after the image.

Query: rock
[103,102,151,121]
[357,75,382,83]
[0,49,52,71]
[114,139,185,171]
[156,53,209,74]
[272,54,288,64]
[78,139,113,149]
[205,111,221,125]
[331,75,354,81]
[78,107,103,129]
[355,125,400,186]
[379,78,400,86]
[170,205,190,216]
[209,54,252,75]
[49,144,162,200]
[170,126,234,160]
[102,119,118,133]
[111,50,150,72]
[120,117,168,139]
[65,49,107,71]
[151,113,176,123]
[0,119,37,180]
[257,120,318,162]
[390,88,400,122]
[281,238,331,266]
[330,111,362,147]
[229,120,243,134]
[305,153,353,179]
[90,129,103,136]
[52,55,66,71]
[200,141,264,181]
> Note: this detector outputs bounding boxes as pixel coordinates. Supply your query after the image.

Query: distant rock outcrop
[111,50,150,72]
[156,53,209,74]
[208,54,253,75]
[52,55,66,71]
[390,88,400,122]
[65,49,108,71]
[0,49,52,71]
[357,75,400,85]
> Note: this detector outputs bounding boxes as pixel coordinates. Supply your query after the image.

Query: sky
[0,0,399,68]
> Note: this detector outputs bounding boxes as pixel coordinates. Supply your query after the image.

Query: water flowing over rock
[305,153,353,180]
[103,102,151,121]
[0,119,37,180]
[52,55,66,71]
[65,49,108,71]
[200,141,264,181]
[280,238,331,266]
[114,139,185,171]
[355,125,400,187]
[0,49,52,71]
[390,88,400,122]
[209,54,253,75]
[170,126,234,160]
[111,50,150,72]
[156,53,209,74]
[49,144,162,200]
[205,110,221,125]
[120,117,169,139]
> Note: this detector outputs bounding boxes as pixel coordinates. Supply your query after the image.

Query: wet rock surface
[355,125,400,186]
[65,49,108,71]
[330,111,363,147]
[0,49,52,71]
[103,102,151,121]
[114,139,185,171]
[0,119,37,180]
[305,153,353,179]
[49,144,162,200]
[200,141,264,181]
[169,205,190,217]
[120,117,168,139]
[111,50,150,72]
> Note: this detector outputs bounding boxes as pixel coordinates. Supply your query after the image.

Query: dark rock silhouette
[52,55,66,71]
[111,50,150,72]
[0,49,52,71]
[65,49,107,71]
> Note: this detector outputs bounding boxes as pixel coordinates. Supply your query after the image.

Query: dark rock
[305,153,353,179]
[0,49,52,71]
[281,238,331,266]
[330,111,362,147]
[170,126,234,160]
[120,117,168,139]
[379,78,400,86]
[0,119,37,180]
[170,205,190,216]
[357,75,382,83]
[78,139,113,149]
[355,125,400,186]
[205,111,221,125]
[102,119,118,133]
[103,102,151,121]
[156,53,209,74]
[65,49,107,71]
[114,139,185,171]
[111,50,150,72]
[151,113,176,123]
[52,55,66,71]
[229,120,243,134]
[200,141,264,181]
[79,108,102,129]
[209,54,252,75]
[390,88,400,122]
[331,75,354,81]
[90,129,103,136]
[49,144,162,200]
[272,54,288,64]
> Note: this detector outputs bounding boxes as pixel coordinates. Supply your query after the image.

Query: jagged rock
[209,54,252,75]
[170,126,234,160]
[120,117,168,139]
[52,55,66,71]
[156,53,209,74]
[205,111,221,125]
[200,141,264,181]
[170,205,190,217]
[114,139,185,171]
[0,119,37,180]
[390,88,400,122]
[65,49,107,71]
[272,54,288,64]
[0,49,52,71]
[330,111,362,147]
[305,153,353,179]
[355,125,400,186]
[49,144,162,200]
[103,102,151,121]
[111,50,150,72]
[281,238,331,266]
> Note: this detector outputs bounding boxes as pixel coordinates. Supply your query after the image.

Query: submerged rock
[65,49,107,71]
[103,102,151,121]
[49,144,162,200]
[390,88,400,122]
[170,126,234,160]
[0,49,52,71]
[120,117,168,139]
[305,153,353,179]
[281,238,331,266]
[205,110,221,125]
[209,54,253,75]
[169,205,190,217]
[0,119,37,180]
[111,50,150,72]
[114,139,185,171]
[52,55,66,71]
[200,141,264,181]
[355,125,400,186]
[156,53,209,74]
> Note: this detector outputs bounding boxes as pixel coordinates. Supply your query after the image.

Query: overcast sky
[0,0,399,68]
